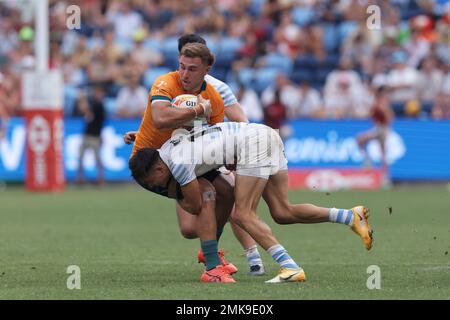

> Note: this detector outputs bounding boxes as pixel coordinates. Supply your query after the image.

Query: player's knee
[230,214,249,229]
[179,226,198,239]
[232,206,256,227]
[272,214,291,225]
[270,205,293,224]
[228,209,241,226]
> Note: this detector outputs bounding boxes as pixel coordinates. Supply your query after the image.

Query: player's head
[129,148,171,190]
[178,43,214,92]
[178,34,207,52]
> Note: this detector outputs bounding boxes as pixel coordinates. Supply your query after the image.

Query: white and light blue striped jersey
[158,122,249,186]
[205,74,238,107]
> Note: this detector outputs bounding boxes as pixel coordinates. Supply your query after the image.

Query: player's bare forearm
[225,103,248,123]
[152,104,196,129]
[151,101,208,129]
[178,180,203,215]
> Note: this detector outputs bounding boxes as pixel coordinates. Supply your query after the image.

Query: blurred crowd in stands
[1,0,450,125]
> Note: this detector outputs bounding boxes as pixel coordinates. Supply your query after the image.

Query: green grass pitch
[0,184,449,299]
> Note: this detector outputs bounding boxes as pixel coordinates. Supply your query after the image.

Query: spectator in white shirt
[289,81,322,119]
[261,73,301,114]
[323,73,359,118]
[323,60,367,118]
[115,72,147,119]
[324,59,363,99]
[236,83,263,122]
[417,56,444,105]
[385,51,420,103]
[403,27,430,68]
[107,1,143,40]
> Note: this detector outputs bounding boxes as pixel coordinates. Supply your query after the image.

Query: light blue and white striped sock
[245,245,263,267]
[329,208,354,226]
[267,244,300,270]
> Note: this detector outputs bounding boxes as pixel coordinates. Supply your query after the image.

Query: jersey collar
[200,80,207,92]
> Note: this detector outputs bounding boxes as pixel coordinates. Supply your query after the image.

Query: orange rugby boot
[197,249,238,274]
[201,265,236,283]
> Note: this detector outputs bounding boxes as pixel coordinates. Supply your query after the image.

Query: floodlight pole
[35,0,49,72]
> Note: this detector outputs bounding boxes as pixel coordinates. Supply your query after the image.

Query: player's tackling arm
[206,75,247,122]
[225,102,248,123]
[178,179,203,215]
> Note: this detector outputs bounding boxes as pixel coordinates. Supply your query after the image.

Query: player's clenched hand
[197,94,211,121]
[123,131,137,144]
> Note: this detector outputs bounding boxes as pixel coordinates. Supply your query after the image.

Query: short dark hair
[180,43,215,66]
[129,148,160,189]
[178,34,207,52]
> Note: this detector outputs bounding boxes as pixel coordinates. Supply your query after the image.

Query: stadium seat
[164,56,179,70]
[103,97,118,118]
[249,0,265,16]
[314,69,333,84]
[209,67,228,82]
[218,37,244,61]
[114,37,134,53]
[143,67,171,88]
[214,54,234,69]
[201,36,219,55]
[397,0,426,20]
[421,101,434,116]
[294,55,317,69]
[290,69,313,83]
[338,21,359,43]
[294,55,318,72]
[264,53,293,74]
[291,7,315,26]
[320,54,340,68]
[64,85,80,116]
[311,81,323,91]
[400,8,425,20]
[86,37,103,51]
[321,23,339,53]
[143,38,162,52]
[391,102,405,116]
[237,67,255,88]
[254,68,279,93]
[161,37,179,60]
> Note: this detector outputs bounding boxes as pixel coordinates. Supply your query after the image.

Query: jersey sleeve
[205,74,238,107]
[169,162,196,186]
[217,81,238,107]
[159,141,196,186]
[205,86,225,125]
[150,76,173,104]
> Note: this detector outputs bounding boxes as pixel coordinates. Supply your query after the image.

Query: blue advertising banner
[284,119,450,180]
[0,118,137,182]
[1,118,449,181]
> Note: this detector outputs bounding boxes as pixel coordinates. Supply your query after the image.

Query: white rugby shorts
[235,124,288,179]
